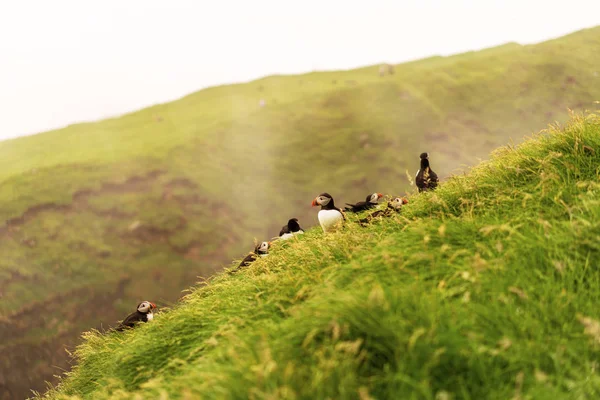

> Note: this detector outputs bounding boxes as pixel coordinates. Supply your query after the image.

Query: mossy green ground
[1,26,599,398]
[40,115,600,399]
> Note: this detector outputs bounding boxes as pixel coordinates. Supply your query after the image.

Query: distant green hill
[40,114,600,399]
[0,26,599,399]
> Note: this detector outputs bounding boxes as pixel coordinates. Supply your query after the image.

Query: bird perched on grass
[279,218,304,240]
[115,301,156,331]
[359,197,408,225]
[232,241,270,272]
[312,193,345,233]
[415,152,439,192]
[344,192,383,213]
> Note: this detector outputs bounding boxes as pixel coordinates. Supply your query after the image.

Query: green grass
[1,26,600,398]
[39,114,600,399]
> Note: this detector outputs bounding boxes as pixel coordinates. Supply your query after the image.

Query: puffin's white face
[390,197,408,209]
[369,193,383,203]
[137,301,156,313]
[314,195,331,206]
[257,241,270,253]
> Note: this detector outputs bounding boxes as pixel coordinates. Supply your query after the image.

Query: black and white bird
[311,193,345,233]
[415,152,439,192]
[234,241,270,271]
[115,301,156,331]
[279,218,304,240]
[344,192,383,213]
[359,197,408,225]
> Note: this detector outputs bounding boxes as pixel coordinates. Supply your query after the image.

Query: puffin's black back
[279,224,290,236]
[280,219,302,235]
[428,167,439,188]
[243,252,258,264]
[288,218,302,232]
[345,193,378,213]
[116,310,147,331]
[235,253,258,271]
[416,153,439,192]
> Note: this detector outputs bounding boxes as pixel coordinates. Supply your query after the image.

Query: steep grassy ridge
[1,26,599,398]
[41,114,600,399]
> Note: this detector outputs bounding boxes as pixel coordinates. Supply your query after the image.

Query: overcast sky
[0,0,598,141]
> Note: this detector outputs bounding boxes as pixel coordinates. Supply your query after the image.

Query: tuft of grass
[39,114,600,399]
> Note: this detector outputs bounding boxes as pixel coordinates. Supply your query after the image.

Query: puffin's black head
[419,153,430,168]
[288,218,301,232]
[312,193,334,208]
[367,193,383,203]
[255,241,270,254]
[137,301,156,314]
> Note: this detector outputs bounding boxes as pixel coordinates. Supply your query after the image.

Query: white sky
[0,0,599,141]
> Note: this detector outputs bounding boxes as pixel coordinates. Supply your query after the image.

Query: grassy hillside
[1,26,599,398]
[39,114,600,399]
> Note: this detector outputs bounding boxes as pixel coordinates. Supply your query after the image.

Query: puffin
[359,197,408,225]
[279,218,304,240]
[311,193,346,233]
[416,152,439,192]
[115,301,156,331]
[344,192,383,213]
[233,241,270,271]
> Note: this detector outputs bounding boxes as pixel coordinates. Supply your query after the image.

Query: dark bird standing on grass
[234,241,270,271]
[115,301,156,331]
[359,197,408,225]
[344,192,383,213]
[415,152,439,192]
[312,193,346,232]
[279,218,304,240]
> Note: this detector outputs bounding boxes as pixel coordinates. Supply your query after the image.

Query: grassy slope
[41,114,600,399]
[1,26,599,397]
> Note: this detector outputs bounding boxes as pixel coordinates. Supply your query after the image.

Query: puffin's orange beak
[311,199,318,207]
[150,302,157,309]
[402,198,409,204]
[377,193,383,198]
